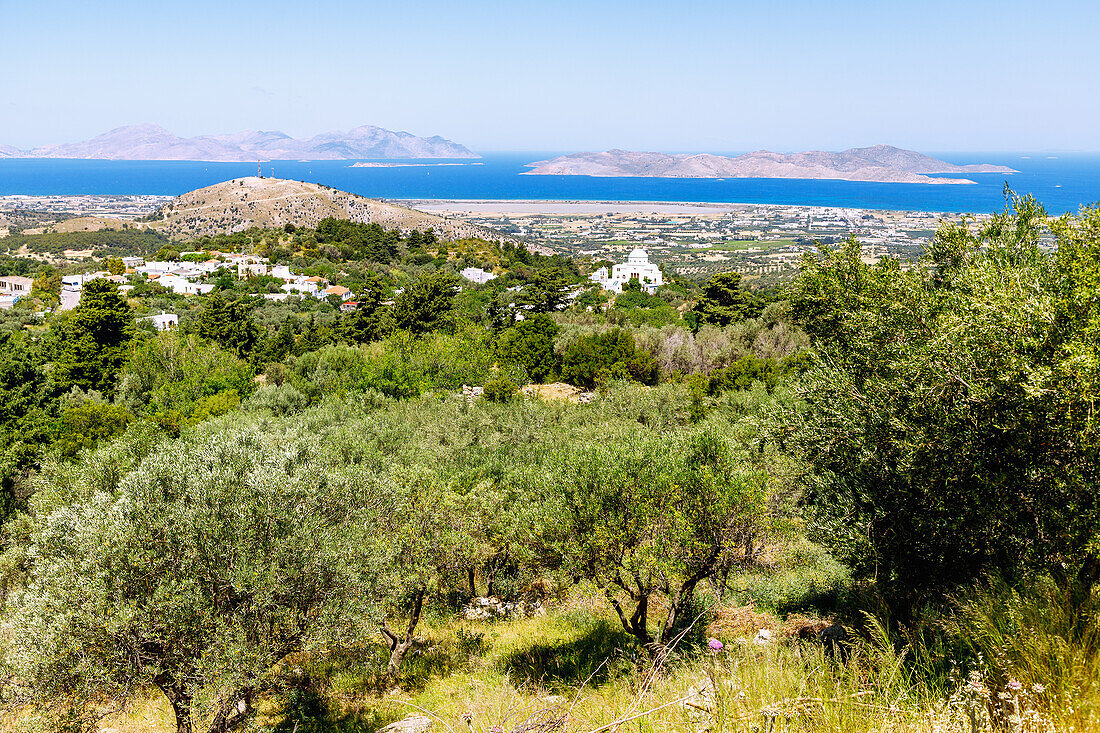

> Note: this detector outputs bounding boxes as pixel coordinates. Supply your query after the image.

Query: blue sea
[1,153,1098,214]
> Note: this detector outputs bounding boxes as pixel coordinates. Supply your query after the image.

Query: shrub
[495,314,559,383]
[246,382,309,416]
[51,400,132,459]
[559,329,658,389]
[482,377,519,403]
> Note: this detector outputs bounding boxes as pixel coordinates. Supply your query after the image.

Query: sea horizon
[2,152,1097,214]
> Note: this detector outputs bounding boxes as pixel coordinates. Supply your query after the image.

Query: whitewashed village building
[460,267,497,285]
[589,248,664,293]
[141,311,179,331]
[0,276,34,298]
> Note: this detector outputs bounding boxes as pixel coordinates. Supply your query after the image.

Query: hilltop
[3,123,479,161]
[148,177,504,240]
[524,145,1017,183]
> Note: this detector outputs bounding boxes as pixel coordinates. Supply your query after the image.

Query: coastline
[401,199,962,216]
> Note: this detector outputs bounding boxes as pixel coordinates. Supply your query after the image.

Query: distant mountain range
[0,124,479,161]
[523,145,1017,184]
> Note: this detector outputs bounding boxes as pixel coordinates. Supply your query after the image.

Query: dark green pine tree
[0,334,52,521]
[690,272,762,328]
[337,274,391,344]
[294,315,325,356]
[193,292,261,358]
[53,278,135,394]
[392,271,459,335]
[515,269,570,313]
[257,316,296,364]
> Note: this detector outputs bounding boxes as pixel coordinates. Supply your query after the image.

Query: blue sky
[2,0,1098,152]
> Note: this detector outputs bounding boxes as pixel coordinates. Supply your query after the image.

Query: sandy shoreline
[402,200,749,215]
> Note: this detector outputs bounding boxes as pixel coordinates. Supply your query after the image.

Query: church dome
[627,248,649,262]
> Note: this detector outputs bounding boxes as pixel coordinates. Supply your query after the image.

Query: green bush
[482,376,519,403]
[559,329,658,389]
[289,331,495,400]
[51,400,132,459]
[246,382,309,416]
[495,314,559,383]
[707,355,781,394]
[736,540,852,614]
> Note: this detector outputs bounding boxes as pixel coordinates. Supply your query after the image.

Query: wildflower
[966,672,988,696]
[1007,680,1023,691]
[1032,683,1045,694]
[707,638,724,652]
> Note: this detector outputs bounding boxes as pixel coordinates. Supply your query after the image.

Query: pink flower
[1007,680,1023,691]
[708,638,724,651]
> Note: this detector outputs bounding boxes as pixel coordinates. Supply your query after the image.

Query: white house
[62,274,85,290]
[0,276,34,298]
[141,311,179,331]
[282,280,318,297]
[191,283,216,295]
[237,262,269,279]
[324,285,355,301]
[589,248,664,293]
[138,261,176,275]
[157,274,190,294]
[460,267,497,285]
[157,275,214,296]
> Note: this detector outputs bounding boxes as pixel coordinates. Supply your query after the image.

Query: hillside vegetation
[0,193,1097,733]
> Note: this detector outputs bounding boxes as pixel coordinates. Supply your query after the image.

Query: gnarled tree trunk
[153,671,194,733]
[207,688,254,733]
[380,588,426,680]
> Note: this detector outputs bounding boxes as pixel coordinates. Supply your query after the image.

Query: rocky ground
[148,177,512,241]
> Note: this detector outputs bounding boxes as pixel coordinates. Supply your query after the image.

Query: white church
[589,248,664,294]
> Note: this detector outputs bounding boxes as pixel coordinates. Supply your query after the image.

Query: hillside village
[3,250,465,315]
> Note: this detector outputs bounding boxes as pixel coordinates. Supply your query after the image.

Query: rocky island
[0,123,479,161]
[523,145,1017,184]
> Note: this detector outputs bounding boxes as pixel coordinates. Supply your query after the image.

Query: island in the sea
[522,145,1017,184]
[0,123,479,161]
[349,161,484,168]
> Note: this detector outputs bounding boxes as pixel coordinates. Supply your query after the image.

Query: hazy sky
[3,0,1098,152]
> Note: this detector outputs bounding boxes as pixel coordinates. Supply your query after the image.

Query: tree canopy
[2,419,374,733]
[690,272,762,328]
[51,279,135,394]
[392,271,459,335]
[783,196,1100,616]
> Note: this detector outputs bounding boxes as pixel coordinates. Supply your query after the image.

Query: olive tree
[550,428,771,657]
[0,415,374,733]
[782,194,1100,618]
[365,466,473,680]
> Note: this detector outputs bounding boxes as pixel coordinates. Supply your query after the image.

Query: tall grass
[78,581,1099,733]
[930,579,1100,732]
